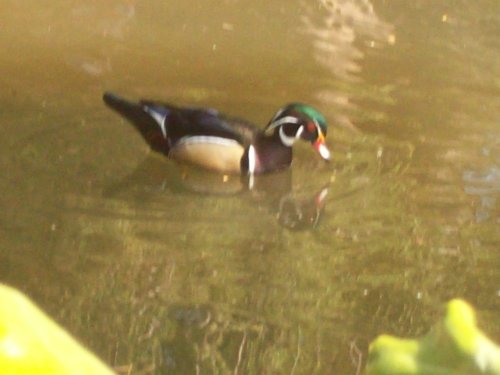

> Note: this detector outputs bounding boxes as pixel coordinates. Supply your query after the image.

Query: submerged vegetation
[1,285,498,375]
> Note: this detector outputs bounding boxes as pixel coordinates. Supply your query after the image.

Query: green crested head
[266,103,331,161]
[290,103,328,135]
[267,103,328,133]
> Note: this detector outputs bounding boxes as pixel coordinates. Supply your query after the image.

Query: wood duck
[103,92,330,176]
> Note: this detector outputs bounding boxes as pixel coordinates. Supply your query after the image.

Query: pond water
[1,0,499,373]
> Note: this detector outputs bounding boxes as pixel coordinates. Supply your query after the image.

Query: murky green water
[1,0,499,373]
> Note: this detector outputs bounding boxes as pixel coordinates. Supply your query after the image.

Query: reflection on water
[302,0,393,81]
[104,156,331,231]
[0,0,499,374]
[463,137,500,223]
[301,0,394,130]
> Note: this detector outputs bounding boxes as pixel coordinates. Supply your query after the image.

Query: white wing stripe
[176,135,240,147]
[143,106,168,138]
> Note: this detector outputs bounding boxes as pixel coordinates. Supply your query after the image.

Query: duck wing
[104,92,257,155]
[140,99,259,147]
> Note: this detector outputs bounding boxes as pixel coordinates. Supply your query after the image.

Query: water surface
[0,0,499,373]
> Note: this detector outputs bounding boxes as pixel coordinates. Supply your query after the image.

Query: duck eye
[307,122,316,133]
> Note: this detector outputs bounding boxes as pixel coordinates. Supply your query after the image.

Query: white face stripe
[295,125,304,138]
[270,107,286,123]
[313,119,323,137]
[279,127,295,147]
[266,116,299,132]
[143,106,168,138]
[279,125,304,147]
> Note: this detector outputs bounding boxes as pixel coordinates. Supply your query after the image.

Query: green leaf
[367,299,500,375]
[0,284,114,375]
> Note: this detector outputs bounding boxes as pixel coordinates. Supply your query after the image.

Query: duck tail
[103,92,170,154]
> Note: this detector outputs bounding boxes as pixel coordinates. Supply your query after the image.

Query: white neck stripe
[248,144,256,175]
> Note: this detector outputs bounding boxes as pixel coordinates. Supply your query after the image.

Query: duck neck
[241,132,292,175]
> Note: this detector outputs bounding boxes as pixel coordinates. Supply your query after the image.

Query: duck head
[265,103,331,160]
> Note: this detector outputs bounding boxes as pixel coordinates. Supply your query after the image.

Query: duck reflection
[104,156,329,231]
[159,305,211,374]
[462,137,499,223]
[158,304,266,374]
[463,166,500,223]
